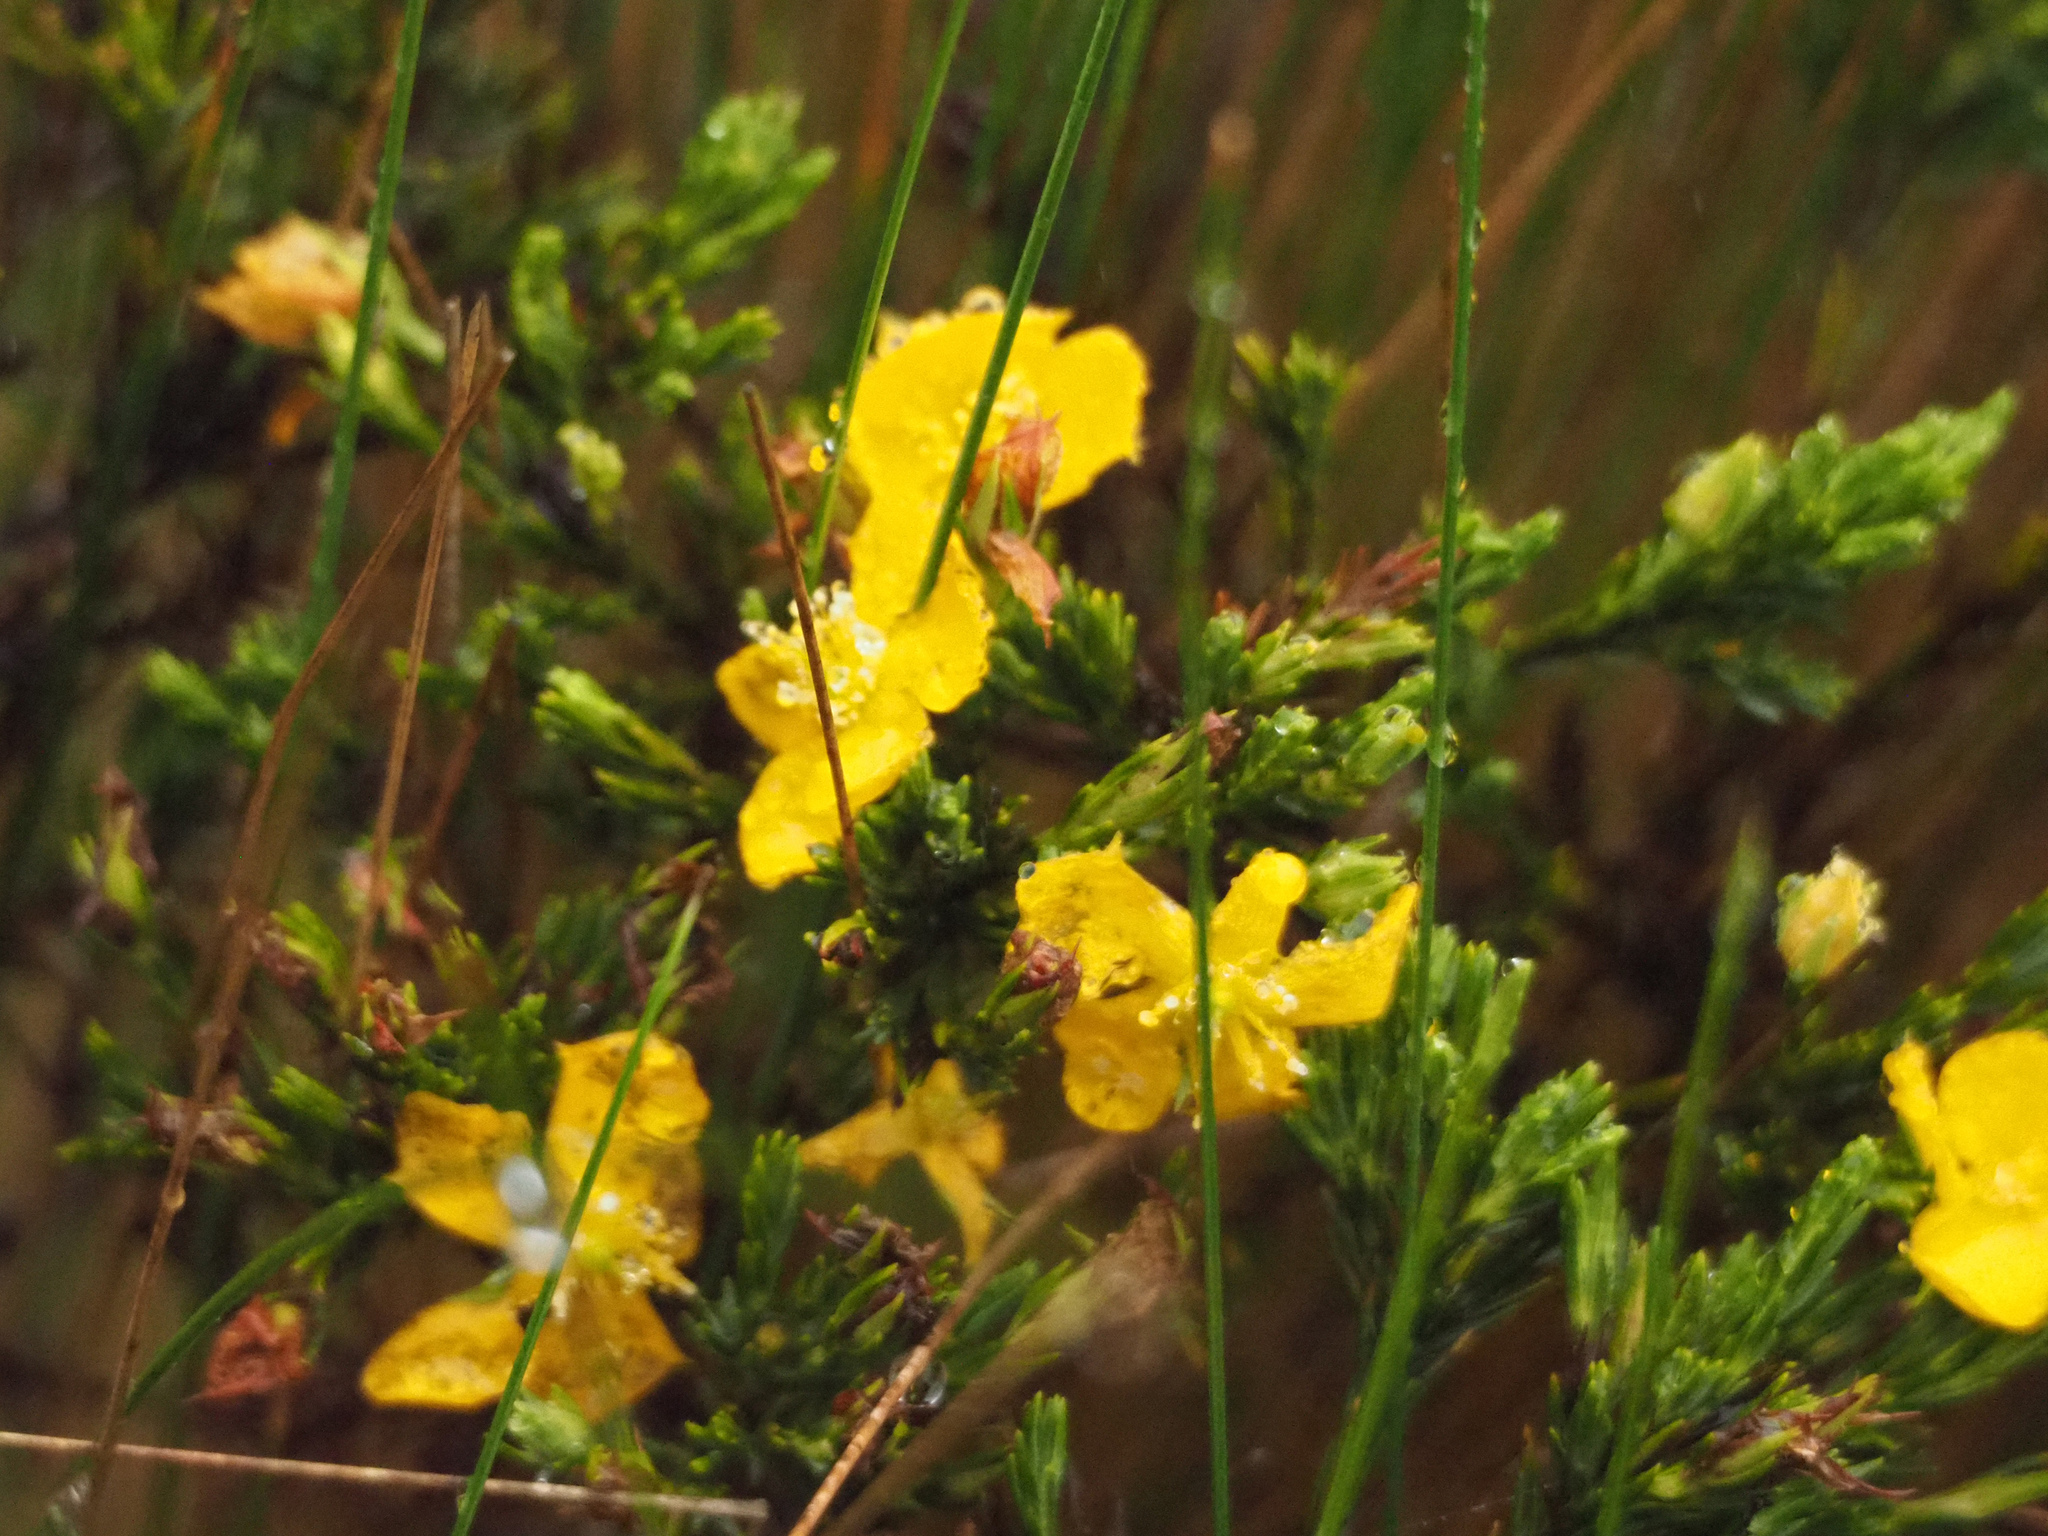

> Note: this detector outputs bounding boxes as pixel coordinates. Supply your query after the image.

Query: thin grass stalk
[1059,0,1161,296]
[125,1180,408,1411]
[803,0,974,584]
[910,0,1130,610]
[447,876,711,1536]
[300,0,431,647]
[1176,105,1255,1536]
[351,302,484,985]
[0,0,272,909]
[1312,963,1530,1536]
[1317,4,1487,1530]
[1593,818,1771,1536]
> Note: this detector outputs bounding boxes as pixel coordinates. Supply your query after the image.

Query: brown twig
[1334,0,1698,436]
[785,1134,1132,1536]
[1,1431,767,1521]
[84,345,513,1521]
[410,613,516,887]
[350,298,484,985]
[742,384,866,910]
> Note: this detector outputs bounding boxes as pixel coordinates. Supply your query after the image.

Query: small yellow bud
[1665,432,1773,540]
[1776,850,1885,986]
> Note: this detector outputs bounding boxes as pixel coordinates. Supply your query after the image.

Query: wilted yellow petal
[1054,1008,1182,1132]
[360,1287,524,1409]
[1016,844,1194,1007]
[547,1034,710,1287]
[802,1098,917,1186]
[197,215,365,348]
[529,1270,686,1417]
[391,1094,533,1250]
[1935,1029,2048,1177]
[919,1144,999,1262]
[1211,850,1309,966]
[1904,1197,2048,1332]
[870,535,993,710]
[1266,883,1418,1028]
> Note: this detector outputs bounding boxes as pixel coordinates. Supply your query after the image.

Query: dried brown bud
[986,530,1063,643]
[1201,710,1242,767]
[1006,932,1081,1025]
[192,1297,310,1404]
[970,412,1063,523]
[818,918,871,969]
[1322,539,1441,622]
[140,1084,273,1168]
[357,976,460,1055]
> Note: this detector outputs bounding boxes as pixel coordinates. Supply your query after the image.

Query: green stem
[0,0,273,910]
[300,0,430,649]
[1380,0,1490,1524]
[1059,0,1162,297]
[910,0,1130,610]
[448,884,708,1536]
[804,0,973,584]
[1593,817,1770,1536]
[1177,102,1253,1536]
[1313,963,1531,1536]
[125,1179,407,1411]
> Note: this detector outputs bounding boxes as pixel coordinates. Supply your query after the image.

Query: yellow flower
[843,292,1148,619]
[801,1059,1005,1261]
[361,1032,709,1414]
[716,531,992,889]
[1884,1031,2048,1332]
[198,214,367,348]
[1776,850,1885,986]
[1014,844,1419,1131]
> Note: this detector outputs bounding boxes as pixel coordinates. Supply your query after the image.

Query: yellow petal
[1264,883,1419,1028]
[1935,1029,2048,1181]
[360,1288,524,1409]
[870,536,993,711]
[391,1094,533,1250]
[918,1145,998,1262]
[716,639,825,755]
[198,215,365,348]
[1054,1007,1182,1132]
[1885,1041,1962,1198]
[547,1034,710,1285]
[1211,849,1309,965]
[1209,1015,1308,1121]
[1003,313,1149,510]
[844,303,1147,543]
[904,1060,1005,1173]
[1904,1198,2048,1332]
[529,1270,686,1417]
[1016,844,1194,1006]
[802,1099,918,1186]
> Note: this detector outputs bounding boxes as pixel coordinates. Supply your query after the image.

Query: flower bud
[1776,850,1884,986]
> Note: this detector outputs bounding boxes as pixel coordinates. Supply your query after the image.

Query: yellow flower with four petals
[801,1059,1005,1261]
[1884,1029,2048,1332]
[1015,843,1418,1131]
[361,1033,709,1415]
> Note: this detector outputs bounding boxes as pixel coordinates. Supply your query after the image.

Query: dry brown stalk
[1,1431,768,1521]
[84,344,512,1524]
[350,298,485,985]
[1334,0,1698,437]
[411,612,516,887]
[786,1134,1133,1536]
[741,383,866,911]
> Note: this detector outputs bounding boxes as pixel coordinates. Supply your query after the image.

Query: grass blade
[804,0,974,583]
[300,0,432,647]
[909,0,1130,610]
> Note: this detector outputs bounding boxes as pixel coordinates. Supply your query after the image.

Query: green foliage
[814,760,1043,1088]
[533,666,739,831]
[1513,393,2016,718]
[1007,1392,1071,1536]
[1218,692,1427,830]
[986,573,1142,751]
[1234,332,1348,567]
